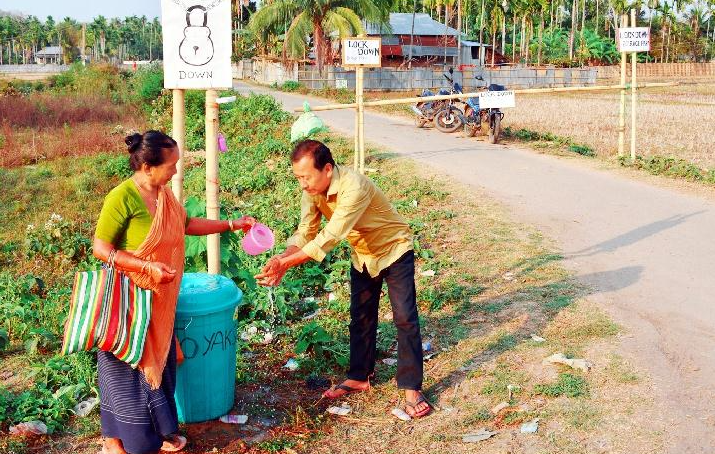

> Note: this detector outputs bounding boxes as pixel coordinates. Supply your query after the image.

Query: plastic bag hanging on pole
[290,102,326,143]
[217,133,228,152]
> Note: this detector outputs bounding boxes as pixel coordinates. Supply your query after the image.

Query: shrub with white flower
[24,213,91,261]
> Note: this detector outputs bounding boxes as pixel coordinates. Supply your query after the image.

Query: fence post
[618,14,627,158]
[630,9,637,161]
[205,89,220,274]
[171,89,185,203]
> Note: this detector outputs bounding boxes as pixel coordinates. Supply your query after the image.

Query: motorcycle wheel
[414,103,427,128]
[434,108,464,133]
[461,108,477,137]
[463,123,478,137]
[479,111,491,136]
[489,114,502,144]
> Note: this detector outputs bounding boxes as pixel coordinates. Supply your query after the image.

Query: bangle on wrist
[228,219,234,231]
[140,260,150,274]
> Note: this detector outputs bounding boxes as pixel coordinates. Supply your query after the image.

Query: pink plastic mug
[241,223,275,255]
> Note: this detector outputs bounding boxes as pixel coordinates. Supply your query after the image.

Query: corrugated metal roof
[365,13,459,37]
[402,45,458,57]
[36,46,62,56]
[462,40,490,47]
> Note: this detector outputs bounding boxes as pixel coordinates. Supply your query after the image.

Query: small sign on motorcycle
[161,0,233,89]
[342,38,382,68]
[479,90,516,109]
[618,27,651,52]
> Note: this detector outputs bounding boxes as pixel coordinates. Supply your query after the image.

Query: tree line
[0,12,162,64]
[247,0,714,68]
[1,0,712,68]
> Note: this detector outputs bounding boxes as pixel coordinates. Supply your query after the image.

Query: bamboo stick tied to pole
[294,82,677,113]
[205,89,221,275]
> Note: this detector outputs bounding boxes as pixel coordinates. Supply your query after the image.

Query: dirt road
[234,80,715,453]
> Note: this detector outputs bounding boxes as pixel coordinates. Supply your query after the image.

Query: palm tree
[91,16,109,59]
[57,17,80,64]
[536,0,549,64]
[249,0,389,72]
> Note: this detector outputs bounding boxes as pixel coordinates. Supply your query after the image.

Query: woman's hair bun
[125,133,142,153]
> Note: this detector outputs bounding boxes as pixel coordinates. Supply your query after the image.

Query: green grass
[480,363,528,399]
[462,407,493,425]
[486,334,518,354]
[605,354,640,384]
[503,127,596,157]
[535,373,589,398]
[619,154,715,185]
[564,401,602,430]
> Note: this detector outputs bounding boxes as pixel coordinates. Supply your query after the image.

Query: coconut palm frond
[323,9,356,37]
[331,7,365,35]
[249,0,300,38]
[284,11,313,58]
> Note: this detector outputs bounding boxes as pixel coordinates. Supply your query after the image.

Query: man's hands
[255,255,289,287]
[255,246,309,287]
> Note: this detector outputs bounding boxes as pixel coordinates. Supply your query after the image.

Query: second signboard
[342,38,382,68]
[618,27,651,52]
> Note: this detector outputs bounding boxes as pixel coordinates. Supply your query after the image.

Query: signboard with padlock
[161,0,232,89]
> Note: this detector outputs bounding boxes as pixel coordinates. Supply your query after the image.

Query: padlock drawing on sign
[179,5,214,66]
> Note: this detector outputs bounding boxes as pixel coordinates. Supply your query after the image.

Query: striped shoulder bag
[61,250,152,367]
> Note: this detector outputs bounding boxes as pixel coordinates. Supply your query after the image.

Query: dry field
[353,81,715,169]
[507,82,715,168]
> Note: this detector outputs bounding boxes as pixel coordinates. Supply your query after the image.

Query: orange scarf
[127,185,186,389]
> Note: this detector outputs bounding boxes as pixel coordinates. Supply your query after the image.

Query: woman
[92,130,254,454]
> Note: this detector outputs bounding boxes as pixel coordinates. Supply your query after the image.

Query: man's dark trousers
[347,250,423,390]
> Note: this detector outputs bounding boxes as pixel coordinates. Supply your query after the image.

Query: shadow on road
[568,211,705,258]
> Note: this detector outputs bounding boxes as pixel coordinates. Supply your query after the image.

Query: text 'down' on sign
[342,38,382,67]
[618,27,651,52]
[478,91,516,109]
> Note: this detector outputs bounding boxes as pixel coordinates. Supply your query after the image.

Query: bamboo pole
[354,74,359,171]
[357,66,365,174]
[171,89,186,202]
[294,82,678,112]
[630,9,637,161]
[353,67,361,172]
[618,14,627,157]
[205,89,220,274]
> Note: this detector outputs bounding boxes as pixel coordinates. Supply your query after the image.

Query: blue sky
[1,0,162,22]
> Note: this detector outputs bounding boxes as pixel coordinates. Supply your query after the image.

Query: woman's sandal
[405,393,432,418]
[322,381,370,399]
[160,434,187,452]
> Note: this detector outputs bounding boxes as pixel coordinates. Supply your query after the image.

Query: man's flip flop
[405,394,432,418]
[322,382,370,399]
[161,434,187,452]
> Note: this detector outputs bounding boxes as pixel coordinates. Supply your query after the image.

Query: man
[255,139,430,418]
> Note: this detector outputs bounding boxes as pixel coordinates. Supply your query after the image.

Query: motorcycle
[461,76,506,144]
[411,68,459,129]
[433,68,466,133]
